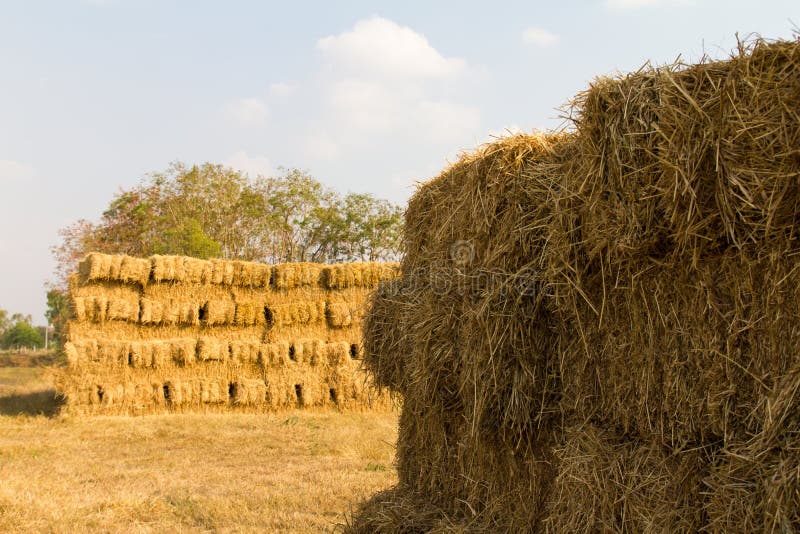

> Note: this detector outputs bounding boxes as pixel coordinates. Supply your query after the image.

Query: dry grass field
[0,354,398,533]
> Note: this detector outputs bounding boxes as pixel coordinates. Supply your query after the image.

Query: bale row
[65,337,362,369]
[79,253,399,289]
[75,292,367,330]
[58,364,386,414]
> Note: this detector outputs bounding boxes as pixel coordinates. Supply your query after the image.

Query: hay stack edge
[349,38,800,531]
[57,253,398,414]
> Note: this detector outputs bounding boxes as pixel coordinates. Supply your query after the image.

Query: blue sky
[1,0,798,322]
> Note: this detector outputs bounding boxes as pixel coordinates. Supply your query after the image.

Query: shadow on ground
[0,389,64,417]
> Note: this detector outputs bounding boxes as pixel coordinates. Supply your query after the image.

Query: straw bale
[233,301,264,326]
[202,298,236,325]
[543,425,706,533]
[79,253,150,285]
[229,340,261,365]
[350,38,800,532]
[325,302,353,328]
[128,341,154,368]
[554,250,800,448]
[78,253,117,282]
[210,259,235,285]
[165,379,196,406]
[362,280,413,392]
[94,339,131,366]
[231,260,271,287]
[323,262,400,289]
[199,379,227,404]
[196,337,228,362]
[119,256,152,285]
[230,379,267,406]
[269,301,326,328]
[272,262,323,290]
[151,255,187,283]
[292,339,324,366]
[325,341,351,367]
[139,297,199,325]
[170,338,197,366]
[182,257,213,284]
[259,342,290,367]
[63,341,80,366]
[65,338,98,366]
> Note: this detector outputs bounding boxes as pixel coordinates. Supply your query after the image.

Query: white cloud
[317,16,467,80]
[0,160,34,183]
[268,82,295,97]
[312,17,481,149]
[225,151,272,178]
[522,27,559,47]
[224,97,268,127]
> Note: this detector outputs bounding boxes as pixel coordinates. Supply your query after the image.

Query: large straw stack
[350,38,800,532]
[57,253,399,415]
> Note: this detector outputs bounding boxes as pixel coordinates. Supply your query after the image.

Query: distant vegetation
[0,309,46,351]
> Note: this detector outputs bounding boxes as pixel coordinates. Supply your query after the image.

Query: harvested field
[0,364,398,533]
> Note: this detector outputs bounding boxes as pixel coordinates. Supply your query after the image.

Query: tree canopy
[52,163,404,288]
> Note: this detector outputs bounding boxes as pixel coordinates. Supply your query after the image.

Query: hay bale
[325,342,350,367]
[293,339,324,366]
[182,257,213,284]
[199,379,227,404]
[325,302,353,328]
[272,262,323,290]
[210,259,235,285]
[350,38,800,532]
[231,260,271,288]
[79,253,150,285]
[151,255,187,282]
[229,340,261,365]
[170,338,197,366]
[129,341,154,368]
[362,281,413,392]
[544,425,706,533]
[269,301,326,327]
[202,298,236,325]
[196,337,228,362]
[259,342,289,367]
[230,379,267,406]
[139,297,198,325]
[323,262,400,289]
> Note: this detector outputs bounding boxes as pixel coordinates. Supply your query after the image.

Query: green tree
[2,321,44,350]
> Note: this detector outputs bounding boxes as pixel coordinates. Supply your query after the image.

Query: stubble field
[0,354,397,533]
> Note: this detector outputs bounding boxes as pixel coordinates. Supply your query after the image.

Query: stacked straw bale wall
[350,38,800,532]
[57,253,399,415]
